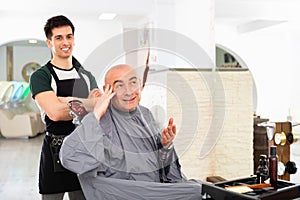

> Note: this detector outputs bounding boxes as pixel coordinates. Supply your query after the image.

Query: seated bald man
[60,64,202,200]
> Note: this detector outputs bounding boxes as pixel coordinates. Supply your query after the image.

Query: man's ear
[45,39,52,48]
[140,85,144,91]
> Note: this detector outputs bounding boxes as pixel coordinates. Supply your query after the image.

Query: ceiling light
[28,39,37,44]
[98,13,117,20]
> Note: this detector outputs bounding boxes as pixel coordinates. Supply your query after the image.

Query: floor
[1,133,300,200]
[0,133,69,200]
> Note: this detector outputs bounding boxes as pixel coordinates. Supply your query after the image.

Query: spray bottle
[269,146,278,189]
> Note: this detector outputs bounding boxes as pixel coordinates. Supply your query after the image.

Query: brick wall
[166,70,253,181]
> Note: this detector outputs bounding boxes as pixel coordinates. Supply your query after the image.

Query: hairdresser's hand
[93,84,115,120]
[57,96,72,103]
[161,118,176,148]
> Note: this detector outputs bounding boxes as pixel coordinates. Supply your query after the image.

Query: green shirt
[30,64,98,99]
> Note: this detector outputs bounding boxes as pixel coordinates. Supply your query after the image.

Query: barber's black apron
[39,61,89,194]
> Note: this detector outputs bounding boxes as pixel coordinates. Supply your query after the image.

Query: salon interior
[1,0,300,199]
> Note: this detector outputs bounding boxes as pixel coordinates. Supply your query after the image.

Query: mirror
[0,39,50,82]
[22,62,41,82]
[216,45,245,69]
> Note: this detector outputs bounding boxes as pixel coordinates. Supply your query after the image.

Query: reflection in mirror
[216,45,247,69]
[216,44,257,115]
[22,62,41,82]
[0,39,50,82]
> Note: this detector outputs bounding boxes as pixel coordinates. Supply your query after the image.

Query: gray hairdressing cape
[60,104,202,200]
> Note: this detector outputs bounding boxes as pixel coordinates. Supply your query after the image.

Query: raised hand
[88,88,102,98]
[161,117,176,148]
[93,84,115,120]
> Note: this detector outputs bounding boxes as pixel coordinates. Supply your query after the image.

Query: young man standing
[30,15,98,200]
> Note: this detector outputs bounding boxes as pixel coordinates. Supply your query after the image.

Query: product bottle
[269,146,278,189]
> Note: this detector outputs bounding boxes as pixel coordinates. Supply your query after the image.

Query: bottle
[269,146,278,189]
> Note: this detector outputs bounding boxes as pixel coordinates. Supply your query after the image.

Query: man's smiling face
[46,25,74,59]
[106,65,142,112]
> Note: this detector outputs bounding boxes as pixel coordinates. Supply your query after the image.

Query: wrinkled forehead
[107,66,140,84]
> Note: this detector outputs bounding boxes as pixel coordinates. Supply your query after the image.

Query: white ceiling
[3,0,294,19]
[2,0,300,38]
[215,0,300,33]
[0,0,157,18]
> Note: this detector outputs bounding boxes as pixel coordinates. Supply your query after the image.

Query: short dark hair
[44,15,75,39]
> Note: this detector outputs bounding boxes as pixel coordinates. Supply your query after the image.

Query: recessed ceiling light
[98,13,117,20]
[28,39,37,44]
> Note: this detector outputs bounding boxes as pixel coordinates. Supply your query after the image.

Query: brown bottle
[269,146,278,189]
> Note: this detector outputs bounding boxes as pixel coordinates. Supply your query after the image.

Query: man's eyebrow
[54,33,73,38]
[113,76,137,85]
[113,80,123,85]
[129,77,138,81]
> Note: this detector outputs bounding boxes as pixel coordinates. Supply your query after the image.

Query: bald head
[105,64,135,85]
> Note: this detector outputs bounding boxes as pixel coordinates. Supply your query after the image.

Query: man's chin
[124,106,135,112]
[112,99,138,112]
[59,54,72,59]
[124,104,138,112]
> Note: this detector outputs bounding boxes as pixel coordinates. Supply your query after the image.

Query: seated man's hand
[161,118,176,148]
[93,84,115,120]
[88,88,102,98]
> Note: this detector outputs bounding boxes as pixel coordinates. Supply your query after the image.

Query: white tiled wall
[141,69,254,181]
[166,70,254,181]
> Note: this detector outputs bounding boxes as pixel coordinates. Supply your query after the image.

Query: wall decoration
[22,62,40,82]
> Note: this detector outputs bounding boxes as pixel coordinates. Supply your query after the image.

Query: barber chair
[0,81,14,108]
[0,81,45,138]
[10,81,24,102]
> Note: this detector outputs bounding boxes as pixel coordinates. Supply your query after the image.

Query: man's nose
[62,37,69,44]
[123,85,132,94]
[123,84,137,95]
